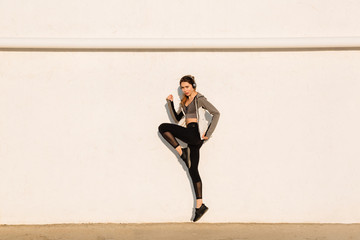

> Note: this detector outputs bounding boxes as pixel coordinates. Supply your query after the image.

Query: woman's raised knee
[158,123,167,133]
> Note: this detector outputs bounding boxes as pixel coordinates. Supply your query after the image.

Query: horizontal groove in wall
[0,37,360,50]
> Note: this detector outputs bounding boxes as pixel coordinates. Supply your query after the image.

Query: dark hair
[179,75,196,106]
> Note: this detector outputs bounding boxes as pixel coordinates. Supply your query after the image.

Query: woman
[158,75,220,222]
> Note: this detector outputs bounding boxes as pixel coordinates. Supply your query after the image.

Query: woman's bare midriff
[186,118,198,126]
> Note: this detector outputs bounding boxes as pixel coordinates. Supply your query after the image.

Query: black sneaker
[180,147,191,168]
[193,203,209,222]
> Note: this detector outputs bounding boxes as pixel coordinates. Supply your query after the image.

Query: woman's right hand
[166,94,173,101]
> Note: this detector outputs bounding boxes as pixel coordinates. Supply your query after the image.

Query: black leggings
[158,122,204,199]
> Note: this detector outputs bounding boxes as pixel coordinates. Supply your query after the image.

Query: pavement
[1,223,360,240]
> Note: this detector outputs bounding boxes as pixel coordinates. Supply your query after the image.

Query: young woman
[158,75,220,222]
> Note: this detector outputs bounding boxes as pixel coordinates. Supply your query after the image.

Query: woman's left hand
[202,134,209,140]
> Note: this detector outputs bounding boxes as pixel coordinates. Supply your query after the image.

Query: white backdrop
[1,0,360,224]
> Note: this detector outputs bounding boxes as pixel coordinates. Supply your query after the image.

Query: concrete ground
[1,223,360,240]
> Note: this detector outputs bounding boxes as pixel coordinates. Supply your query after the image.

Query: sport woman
[158,75,220,222]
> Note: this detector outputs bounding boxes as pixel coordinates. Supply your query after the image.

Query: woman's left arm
[200,97,220,139]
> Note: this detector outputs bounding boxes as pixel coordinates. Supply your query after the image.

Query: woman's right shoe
[180,147,191,168]
[193,203,209,222]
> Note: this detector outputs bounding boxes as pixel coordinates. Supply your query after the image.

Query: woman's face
[180,82,195,96]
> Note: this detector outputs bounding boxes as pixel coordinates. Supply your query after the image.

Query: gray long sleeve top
[166,92,220,139]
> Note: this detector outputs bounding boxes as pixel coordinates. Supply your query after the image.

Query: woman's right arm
[166,99,184,123]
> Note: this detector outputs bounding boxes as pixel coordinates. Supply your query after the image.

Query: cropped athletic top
[184,98,197,119]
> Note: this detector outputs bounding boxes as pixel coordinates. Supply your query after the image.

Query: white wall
[1,0,360,224]
[1,0,360,38]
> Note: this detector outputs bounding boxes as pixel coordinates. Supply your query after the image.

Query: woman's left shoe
[193,203,209,222]
[180,147,191,168]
